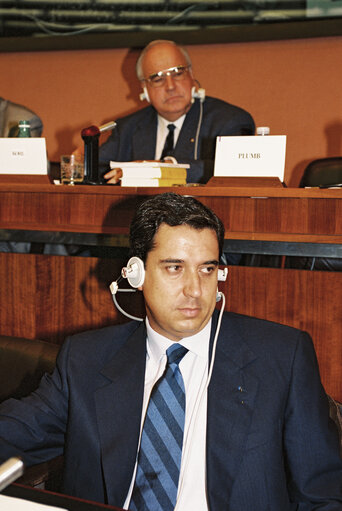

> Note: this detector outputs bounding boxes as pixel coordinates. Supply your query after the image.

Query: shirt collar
[145,316,212,364]
[157,114,186,132]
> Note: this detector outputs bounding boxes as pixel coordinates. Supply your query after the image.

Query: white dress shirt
[155,114,186,160]
[123,317,211,510]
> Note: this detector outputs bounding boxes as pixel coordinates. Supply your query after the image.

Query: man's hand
[103,168,123,184]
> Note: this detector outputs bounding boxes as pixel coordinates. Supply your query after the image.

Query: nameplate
[214,135,286,182]
[0,138,48,175]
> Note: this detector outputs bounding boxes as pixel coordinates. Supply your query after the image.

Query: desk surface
[3,484,123,510]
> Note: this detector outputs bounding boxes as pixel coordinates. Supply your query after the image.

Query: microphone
[0,457,24,492]
[81,121,116,184]
[99,121,117,133]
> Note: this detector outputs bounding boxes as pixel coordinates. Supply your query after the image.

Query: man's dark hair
[129,192,225,262]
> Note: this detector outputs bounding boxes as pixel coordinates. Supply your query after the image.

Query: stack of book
[109,161,189,187]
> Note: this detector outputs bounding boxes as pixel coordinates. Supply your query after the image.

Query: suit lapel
[131,108,157,160]
[175,101,200,158]
[94,322,147,506]
[206,312,259,511]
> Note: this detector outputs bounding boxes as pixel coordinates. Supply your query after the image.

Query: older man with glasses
[99,39,255,185]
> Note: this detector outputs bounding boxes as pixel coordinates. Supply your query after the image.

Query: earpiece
[191,85,206,103]
[218,268,228,281]
[216,267,228,302]
[121,256,145,288]
[139,87,150,103]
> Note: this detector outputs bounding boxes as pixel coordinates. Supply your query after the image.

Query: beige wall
[1,36,342,185]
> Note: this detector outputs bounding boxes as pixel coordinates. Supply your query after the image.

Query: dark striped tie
[160,123,176,160]
[130,343,188,511]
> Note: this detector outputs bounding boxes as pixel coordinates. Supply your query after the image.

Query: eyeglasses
[143,65,191,88]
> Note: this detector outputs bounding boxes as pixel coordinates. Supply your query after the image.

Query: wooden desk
[0,183,341,244]
[0,183,341,400]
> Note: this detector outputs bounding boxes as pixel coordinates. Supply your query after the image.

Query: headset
[109,256,227,322]
[139,86,150,103]
[191,85,205,103]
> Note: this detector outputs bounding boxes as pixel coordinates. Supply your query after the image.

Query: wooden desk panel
[0,184,341,242]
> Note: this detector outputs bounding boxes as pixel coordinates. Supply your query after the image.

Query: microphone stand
[81,121,116,185]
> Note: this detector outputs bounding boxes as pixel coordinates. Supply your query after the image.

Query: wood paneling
[0,184,341,242]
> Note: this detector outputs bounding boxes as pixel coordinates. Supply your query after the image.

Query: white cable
[111,290,144,322]
[194,99,203,161]
[175,292,225,508]
[207,292,225,384]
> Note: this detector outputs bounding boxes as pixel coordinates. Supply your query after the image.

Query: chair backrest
[0,335,60,402]
[300,157,342,187]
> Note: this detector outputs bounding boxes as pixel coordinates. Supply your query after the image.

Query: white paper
[214,135,286,182]
[0,494,67,510]
[0,138,48,175]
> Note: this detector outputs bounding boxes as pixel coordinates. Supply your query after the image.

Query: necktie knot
[167,123,176,133]
[166,344,188,366]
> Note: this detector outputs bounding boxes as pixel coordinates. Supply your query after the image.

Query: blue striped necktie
[130,343,188,511]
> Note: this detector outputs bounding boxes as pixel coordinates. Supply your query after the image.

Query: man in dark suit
[0,193,341,510]
[100,40,255,184]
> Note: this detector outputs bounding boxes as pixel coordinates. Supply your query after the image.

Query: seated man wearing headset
[100,39,255,185]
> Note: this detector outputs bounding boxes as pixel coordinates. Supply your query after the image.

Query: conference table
[0,176,341,400]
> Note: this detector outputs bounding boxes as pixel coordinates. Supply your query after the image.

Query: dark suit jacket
[0,312,341,510]
[99,97,255,183]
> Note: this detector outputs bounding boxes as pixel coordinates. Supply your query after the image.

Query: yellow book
[120,177,186,187]
[110,161,188,180]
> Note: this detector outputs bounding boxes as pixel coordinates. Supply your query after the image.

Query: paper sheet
[0,494,67,510]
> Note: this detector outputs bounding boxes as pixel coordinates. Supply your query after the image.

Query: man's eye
[150,75,164,85]
[201,266,215,274]
[166,265,181,272]
[172,69,185,78]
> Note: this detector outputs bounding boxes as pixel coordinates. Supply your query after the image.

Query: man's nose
[165,74,176,90]
[183,271,201,298]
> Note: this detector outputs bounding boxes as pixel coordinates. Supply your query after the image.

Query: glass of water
[60,154,84,185]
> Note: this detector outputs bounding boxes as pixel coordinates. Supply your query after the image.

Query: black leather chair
[286,157,342,270]
[300,157,342,188]
[0,335,63,490]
